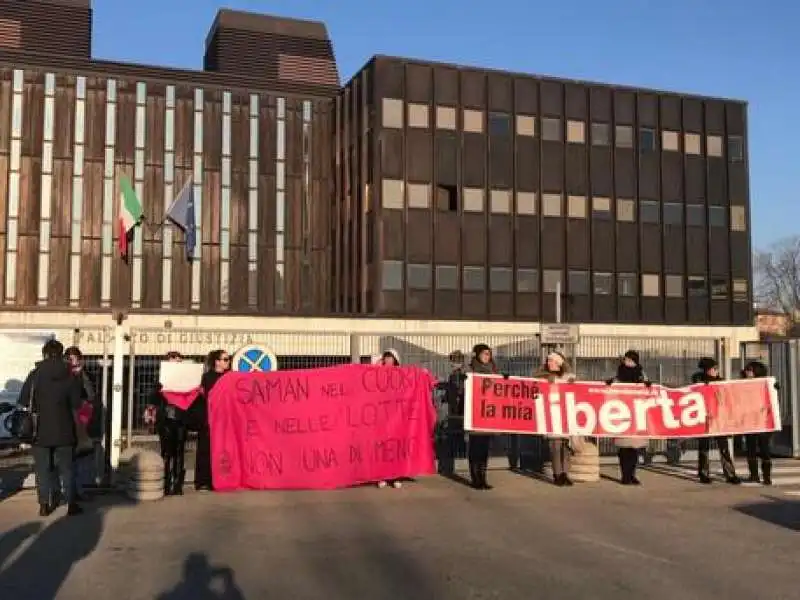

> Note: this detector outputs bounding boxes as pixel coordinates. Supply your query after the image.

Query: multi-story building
[0,1,756,349]
[334,56,752,325]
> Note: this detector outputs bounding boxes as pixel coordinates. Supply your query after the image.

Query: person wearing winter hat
[606,350,652,485]
[467,343,496,490]
[741,361,775,485]
[376,349,403,489]
[442,350,468,470]
[534,351,578,486]
[691,357,740,485]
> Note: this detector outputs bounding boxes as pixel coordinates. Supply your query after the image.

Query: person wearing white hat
[376,349,403,489]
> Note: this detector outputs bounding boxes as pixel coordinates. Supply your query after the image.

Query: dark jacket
[691,371,723,384]
[613,364,649,385]
[76,370,103,439]
[187,370,225,431]
[19,358,82,448]
[444,368,467,417]
[147,385,187,429]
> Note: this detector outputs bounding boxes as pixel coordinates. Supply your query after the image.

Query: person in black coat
[691,357,741,485]
[65,346,102,501]
[741,360,775,485]
[18,339,84,517]
[191,349,231,491]
[147,351,189,495]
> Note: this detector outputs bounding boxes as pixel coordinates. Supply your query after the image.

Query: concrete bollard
[125,449,165,502]
[569,438,601,483]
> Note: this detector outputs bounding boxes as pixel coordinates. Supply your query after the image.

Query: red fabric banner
[465,374,782,437]
[208,364,438,491]
[162,388,202,411]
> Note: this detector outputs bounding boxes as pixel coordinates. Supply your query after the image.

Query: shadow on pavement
[733,496,800,532]
[0,522,42,568]
[156,553,245,600]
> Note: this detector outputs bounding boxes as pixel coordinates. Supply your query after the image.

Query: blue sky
[91,0,797,249]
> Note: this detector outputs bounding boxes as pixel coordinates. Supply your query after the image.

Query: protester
[193,349,231,491]
[443,350,468,465]
[18,339,84,517]
[691,357,741,485]
[467,343,497,490]
[146,351,189,495]
[376,349,403,489]
[606,350,651,485]
[65,346,102,500]
[535,351,578,487]
[741,360,775,485]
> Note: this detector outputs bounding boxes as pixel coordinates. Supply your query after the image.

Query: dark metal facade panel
[0,0,91,59]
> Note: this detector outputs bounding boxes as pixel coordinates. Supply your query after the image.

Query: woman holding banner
[741,361,776,485]
[467,344,497,490]
[535,352,578,487]
[376,349,404,489]
[192,349,231,491]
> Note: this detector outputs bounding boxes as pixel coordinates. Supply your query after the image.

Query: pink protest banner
[208,364,438,491]
[162,388,202,411]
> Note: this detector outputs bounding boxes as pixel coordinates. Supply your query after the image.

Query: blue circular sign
[232,345,279,373]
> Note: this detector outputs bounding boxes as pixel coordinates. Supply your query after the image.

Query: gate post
[109,323,126,475]
[788,339,800,458]
[349,333,360,364]
[715,338,735,459]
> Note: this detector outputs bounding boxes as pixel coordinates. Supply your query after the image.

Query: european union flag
[165,179,197,260]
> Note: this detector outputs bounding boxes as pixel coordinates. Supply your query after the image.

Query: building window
[568,270,590,295]
[517,268,539,293]
[665,275,683,298]
[730,205,747,231]
[663,202,683,225]
[642,274,660,297]
[617,198,636,222]
[709,206,727,228]
[618,273,638,296]
[490,267,513,292]
[463,266,485,292]
[407,103,429,128]
[407,263,432,289]
[567,195,587,219]
[728,136,744,161]
[382,260,404,290]
[436,106,457,130]
[382,98,404,129]
[640,200,660,224]
[489,112,512,136]
[516,115,536,137]
[639,128,656,151]
[615,125,634,148]
[435,265,458,290]
[684,132,702,155]
[541,117,561,141]
[711,277,729,300]
[592,196,612,219]
[733,279,748,302]
[463,109,484,133]
[593,272,613,295]
[707,135,723,157]
[516,191,537,215]
[686,204,705,227]
[688,276,707,297]
[436,185,458,212]
[490,189,511,214]
[566,120,585,144]
[463,187,485,212]
[382,179,404,210]
[543,270,562,293]
[542,193,562,217]
[662,130,680,151]
[407,183,431,209]
[591,123,610,146]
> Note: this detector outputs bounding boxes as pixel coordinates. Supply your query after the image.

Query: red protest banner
[208,364,438,491]
[464,374,781,438]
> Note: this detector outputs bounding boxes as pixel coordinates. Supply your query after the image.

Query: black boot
[479,464,493,490]
[39,502,52,517]
[762,461,773,486]
[173,470,185,496]
[67,503,83,516]
[163,460,174,496]
[747,459,760,483]
[469,462,481,489]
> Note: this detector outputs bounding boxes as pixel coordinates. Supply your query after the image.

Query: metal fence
[121,328,722,461]
[739,339,800,458]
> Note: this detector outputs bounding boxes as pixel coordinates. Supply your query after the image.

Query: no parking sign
[232,344,279,373]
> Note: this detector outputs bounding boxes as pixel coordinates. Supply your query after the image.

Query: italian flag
[118,175,144,258]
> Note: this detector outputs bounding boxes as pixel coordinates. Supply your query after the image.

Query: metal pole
[125,335,136,450]
[788,339,800,458]
[349,333,360,364]
[555,280,562,324]
[99,329,111,486]
[109,325,125,473]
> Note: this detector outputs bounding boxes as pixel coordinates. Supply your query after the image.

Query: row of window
[379,181,747,231]
[381,262,749,300]
[381,99,746,160]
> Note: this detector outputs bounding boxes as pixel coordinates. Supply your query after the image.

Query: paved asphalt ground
[0,466,798,600]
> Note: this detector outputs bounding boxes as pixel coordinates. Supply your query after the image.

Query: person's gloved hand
[501,372,510,379]
[644,380,653,389]
[774,381,781,391]
[605,378,614,386]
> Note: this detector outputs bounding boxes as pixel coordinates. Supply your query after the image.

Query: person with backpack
[18,339,84,517]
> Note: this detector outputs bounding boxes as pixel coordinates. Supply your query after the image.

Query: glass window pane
[711,278,729,300]
[541,118,561,141]
[488,112,511,136]
[591,123,610,146]
[686,204,705,227]
[663,202,683,225]
[490,267,513,292]
[568,270,589,295]
[728,136,744,161]
[382,98,404,128]
[618,273,637,297]
[688,276,707,297]
[642,274,660,297]
[543,269,562,293]
[516,268,538,293]
[463,266,485,292]
[593,272,613,295]
[407,264,431,289]
[639,128,656,151]
[640,200,660,224]
[665,275,683,297]
[382,260,404,291]
[709,206,727,227]
[435,265,458,290]
[615,125,633,148]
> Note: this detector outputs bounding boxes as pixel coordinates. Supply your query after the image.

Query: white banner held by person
[159,361,204,393]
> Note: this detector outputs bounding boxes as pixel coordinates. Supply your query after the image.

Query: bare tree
[754,235,800,330]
